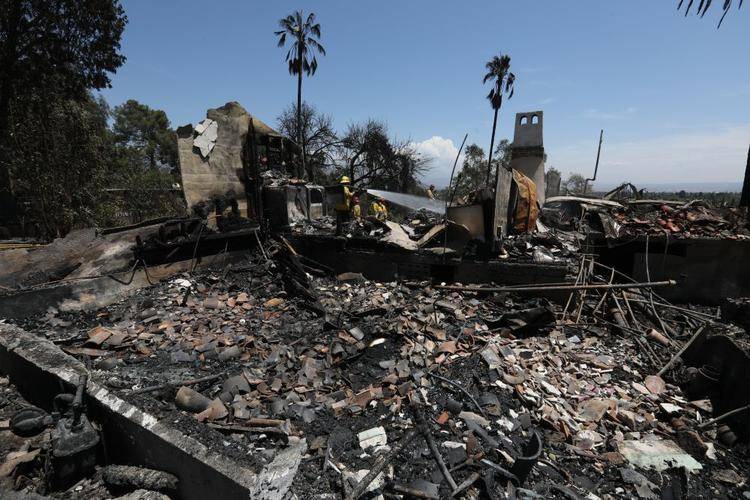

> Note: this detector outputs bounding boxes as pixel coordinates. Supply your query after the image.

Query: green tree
[107,99,183,225]
[547,167,561,178]
[492,139,512,176]
[275,11,326,180]
[6,92,113,238]
[563,172,587,194]
[0,0,127,198]
[545,167,562,198]
[482,54,515,185]
[452,144,486,200]
[112,99,179,173]
[449,140,512,201]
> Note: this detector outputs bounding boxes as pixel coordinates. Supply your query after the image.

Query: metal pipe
[442,133,468,262]
[72,374,88,427]
[698,404,750,430]
[657,325,707,377]
[346,429,419,500]
[583,129,603,194]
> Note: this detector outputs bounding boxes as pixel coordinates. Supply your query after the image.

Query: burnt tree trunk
[740,144,750,207]
[485,105,500,186]
[296,51,306,180]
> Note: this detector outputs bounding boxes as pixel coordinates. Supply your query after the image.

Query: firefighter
[351,194,362,219]
[370,196,388,221]
[335,175,353,235]
[426,184,436,200]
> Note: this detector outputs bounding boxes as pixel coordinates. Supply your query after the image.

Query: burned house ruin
[1,99,750,500]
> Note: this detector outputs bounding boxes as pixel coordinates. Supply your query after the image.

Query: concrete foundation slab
[0,324,305,500]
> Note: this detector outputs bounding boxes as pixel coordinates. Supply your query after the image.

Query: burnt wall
[597,237,750,305]
[287,234,571,301]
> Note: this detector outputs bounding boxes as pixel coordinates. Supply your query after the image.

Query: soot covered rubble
[5,237,750,500]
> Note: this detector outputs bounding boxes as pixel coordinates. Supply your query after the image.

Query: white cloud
[411,136,463,188]
[551,124,750,185]
[414,124,750,190]
[583,107,637,120]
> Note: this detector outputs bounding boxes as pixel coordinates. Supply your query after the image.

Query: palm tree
[482,54,515,186]
[275,11,326,179]
[678,0,743,27]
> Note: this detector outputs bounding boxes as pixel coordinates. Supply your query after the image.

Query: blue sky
[101,1,750,188]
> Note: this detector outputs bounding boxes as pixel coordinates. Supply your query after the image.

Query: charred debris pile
[4,234,750,499]
[543,195,750,241]
[2,103,750,498]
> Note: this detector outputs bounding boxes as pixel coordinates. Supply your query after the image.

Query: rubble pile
[7,243,749,499]
[503,233,579,264]
[291,215,337,235]
[402,209,444,240]
[542,196,750,241]
[613,202,750,240]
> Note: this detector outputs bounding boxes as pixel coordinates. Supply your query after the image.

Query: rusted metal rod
[698,404,750,429]
[346,429,418,500]
[129,374,223,395]
[427,372,487,419]
[657,325,707,377]
[437,280,676,294]
[451,471,481,497]
[412,405,458,491]
[624,298,717,320]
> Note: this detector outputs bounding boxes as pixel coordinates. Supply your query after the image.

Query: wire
[190,222,206,272]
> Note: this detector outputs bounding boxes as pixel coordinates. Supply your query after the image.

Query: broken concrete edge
[0,323,307,500]
[0,251,247,320]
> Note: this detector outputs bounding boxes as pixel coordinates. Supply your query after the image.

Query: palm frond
[483,53,514,109]
[698,0,709,16]
[717,0,734,25]
[277,11,325,77]
[278,15,294,29]
[307,38,325,55]
[506,72,516,98]
[678,0,741,25]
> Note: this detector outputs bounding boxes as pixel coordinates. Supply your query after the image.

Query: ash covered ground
[4,241,750,499]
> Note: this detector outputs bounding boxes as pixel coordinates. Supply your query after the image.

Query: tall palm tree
[482,54,515,185]
[275,11,325,179]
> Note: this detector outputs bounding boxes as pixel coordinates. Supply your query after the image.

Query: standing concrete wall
[177,102,252,215]
[176,102,283,218]
[510,111,546,206]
